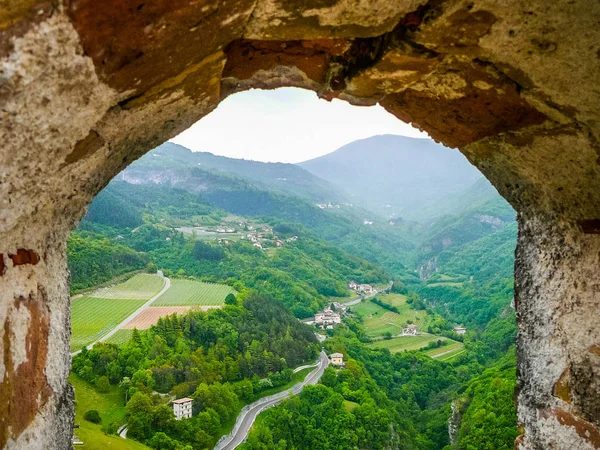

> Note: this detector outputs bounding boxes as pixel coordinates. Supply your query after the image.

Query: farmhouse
[172,398,193,420]
[330,353,344,366]
[402,324,419,336]
[315,308,341,327]
[357,284,375,295]
[454,327,467,335]
[348,280,358,290]
[332,302,347,314]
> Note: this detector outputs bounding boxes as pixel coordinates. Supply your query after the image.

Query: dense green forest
[239,312,517,450]
[72,294,319,448]
[68,143,520,450]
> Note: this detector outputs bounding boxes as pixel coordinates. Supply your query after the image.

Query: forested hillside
[74,181,387,318]
[72,295,320,449]
[124,142,346,203]
[68,138,519,450]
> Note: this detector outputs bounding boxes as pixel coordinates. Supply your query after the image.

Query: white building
[330,353,344,366]
[402,324,419,336]
[172,398,193,420]
[357,284,375,295]
[454,326,467,335]
[348,280,358,290]
[315,308,341,327]
[332,302,347,314]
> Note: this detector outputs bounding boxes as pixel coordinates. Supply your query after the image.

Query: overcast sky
[170,87,430,163]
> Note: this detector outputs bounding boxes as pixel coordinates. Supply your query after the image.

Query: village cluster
[347,280,376,295]
[315,201,354,209]
[187,221,299,250]
[240,225,298,250]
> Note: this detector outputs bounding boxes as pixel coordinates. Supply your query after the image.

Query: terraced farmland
[152,279,235,306]
[70,273,165,352]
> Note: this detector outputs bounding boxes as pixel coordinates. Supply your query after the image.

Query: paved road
[117,424,128,439]
[344,290,379,307]
[71,273,170,357]
[216,351,330,450]
[292,362,318,373]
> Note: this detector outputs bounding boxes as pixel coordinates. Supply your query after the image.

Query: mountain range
[299,134,483,220]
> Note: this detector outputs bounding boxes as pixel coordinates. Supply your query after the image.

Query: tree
[148,432,178,450]
[96,376,110,393]
[224,293,237,305]
[152,404,175,432]
[126,392,154,440]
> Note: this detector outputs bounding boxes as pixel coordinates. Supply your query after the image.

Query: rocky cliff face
[448,400,463,445]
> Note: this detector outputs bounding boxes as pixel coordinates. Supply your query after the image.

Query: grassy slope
[70,375,149,450]
[152,278,235,306]
[350,294,430,337]
[368,334,464,356]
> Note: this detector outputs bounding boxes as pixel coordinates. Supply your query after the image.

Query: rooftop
[172,397,193,404]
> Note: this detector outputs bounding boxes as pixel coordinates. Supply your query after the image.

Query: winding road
[70,272,170,357]
[215,351,330,450]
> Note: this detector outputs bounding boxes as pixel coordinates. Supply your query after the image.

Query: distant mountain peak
[299,135,482,220]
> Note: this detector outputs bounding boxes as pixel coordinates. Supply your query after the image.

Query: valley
[68,137,518,450]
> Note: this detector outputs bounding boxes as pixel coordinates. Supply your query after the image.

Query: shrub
[84,409,102,424]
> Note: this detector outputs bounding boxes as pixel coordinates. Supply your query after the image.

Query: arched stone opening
[0,1,599,448]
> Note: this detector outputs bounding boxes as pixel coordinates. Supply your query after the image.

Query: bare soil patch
[122,305,220,329]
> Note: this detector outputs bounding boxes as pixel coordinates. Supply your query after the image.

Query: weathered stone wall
[0,0,599,448]
[515,215,600,450]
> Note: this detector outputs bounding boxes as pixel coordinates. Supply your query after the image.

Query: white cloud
[170,87,430,163]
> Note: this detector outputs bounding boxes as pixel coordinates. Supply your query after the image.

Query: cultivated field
[368,333,461,354]
[123,306,192,329]
[426,344,467,361]
[368,334,436,352]
[70,273,165,351]
[350,294,431,337]
[122,305,220,330]
[105,329,134,346]
[88,273,165,300]
[436,349,467,362]
[70,297,147,351]
[152,279,235,306]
